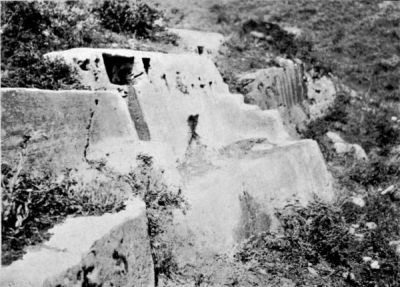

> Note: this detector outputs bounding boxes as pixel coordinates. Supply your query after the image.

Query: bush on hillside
[1,58,85,90]
[236,193,400,286]
[1,1,177,89]
[95,0,162,37]
[94,0,179,45]
[0,1,97,89]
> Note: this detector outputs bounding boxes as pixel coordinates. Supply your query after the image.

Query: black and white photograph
[1,0,400,286]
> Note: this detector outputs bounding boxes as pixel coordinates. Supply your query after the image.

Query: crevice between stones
[127,84,151,141]
[83,99,99,162]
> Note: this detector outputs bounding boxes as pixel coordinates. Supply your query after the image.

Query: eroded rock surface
[2,47,334,284]
[238,57,354,131]
[1,199,154,287]
[1,88,137,171]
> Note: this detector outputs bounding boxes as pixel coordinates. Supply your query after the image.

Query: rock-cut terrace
[1,30,333,286]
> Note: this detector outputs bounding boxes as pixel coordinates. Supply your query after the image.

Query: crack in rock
[83,99,99,162]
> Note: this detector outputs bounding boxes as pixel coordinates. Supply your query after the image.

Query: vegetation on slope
[236,193,400,286]
[203,1,400,285]
[0,0,177,89]
[209,0,400,150]
[1,153,127,265]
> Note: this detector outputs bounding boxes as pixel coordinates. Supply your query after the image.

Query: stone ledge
[1,198,154,287]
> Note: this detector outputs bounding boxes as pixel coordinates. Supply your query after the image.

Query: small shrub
[125,154,188,285]
[342,156,400,189]
[95,0,162,39]
[1,57,85,90]
[0,1,96,89]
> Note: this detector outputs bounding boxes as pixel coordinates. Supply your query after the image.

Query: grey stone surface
[1,199,154,287]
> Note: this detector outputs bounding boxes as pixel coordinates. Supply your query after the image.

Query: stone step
[1,199,154,287]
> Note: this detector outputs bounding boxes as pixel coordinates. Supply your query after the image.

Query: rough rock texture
[1,88,137,170]
[46,49,291,159]
[176,140,332,255]
[240,58,308,111]
[45,48,229,95]
[3,48,334,271]
[239,58,354,130]
[0,199,154,287]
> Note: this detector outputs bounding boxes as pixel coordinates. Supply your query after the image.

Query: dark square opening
[102,53,134,85]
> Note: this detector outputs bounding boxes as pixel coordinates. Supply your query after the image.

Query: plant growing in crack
[125,154,189,286]
[1,136,127,265]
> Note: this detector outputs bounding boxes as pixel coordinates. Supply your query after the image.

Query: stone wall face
[44,48,333,251]
[238,58,354,132]
[1,199,154,287]
[1,88,137,170]
[241,58,308,111]
[2,48,334,280]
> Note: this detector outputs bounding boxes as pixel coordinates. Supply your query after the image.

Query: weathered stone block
[1,199,154,287]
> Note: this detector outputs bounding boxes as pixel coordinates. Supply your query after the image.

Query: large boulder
[1,199,154,287]
[238,57,354,131]
[176,139,333,255]
[1,89,137,171]
[11,48,334,261]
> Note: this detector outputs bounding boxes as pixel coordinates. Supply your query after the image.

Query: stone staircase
[1,31,333,286]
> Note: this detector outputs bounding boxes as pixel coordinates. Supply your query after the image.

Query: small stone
[326,131,345,143]
[389,240,400,256]
[392,116,398,122]
[257,268,268,275]
[354,233,364,241]
[307,267,319,277]
[342,271,349,279]
[250,31,266,39]
[370,260,380,269]
[365,222,377,230]
[389,240,400,246]
[381,185,395,195]
[282,26,303,38]
[349,227,356,234]
[391,190,400,201]
[351,197,365,208]
[362,256,372,263]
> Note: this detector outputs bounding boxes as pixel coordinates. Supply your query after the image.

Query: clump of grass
[1,152,127,266]
[125,154,188,286]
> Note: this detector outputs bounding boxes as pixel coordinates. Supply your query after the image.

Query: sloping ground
[0,199,154,287]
